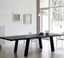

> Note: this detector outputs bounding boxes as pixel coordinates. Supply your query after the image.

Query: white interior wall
[0,26,5,45]
[0,0,37,45]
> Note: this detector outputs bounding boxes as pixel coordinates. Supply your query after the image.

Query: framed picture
[23,14,32,24]
[12,14,20,22]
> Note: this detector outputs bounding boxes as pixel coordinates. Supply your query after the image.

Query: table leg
[0,45,1,50]
[14,40,18,53]
[38,38,42,49]
[50,36,54,51]
[24,39,30,57]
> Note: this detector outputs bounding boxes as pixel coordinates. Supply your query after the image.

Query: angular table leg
[14,40,18,53]
[24,39,30,57]
[50,36,55,51]
[39,38,42,49]
[0,45,1,48]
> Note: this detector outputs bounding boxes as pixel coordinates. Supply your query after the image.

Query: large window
[40,0,64,33]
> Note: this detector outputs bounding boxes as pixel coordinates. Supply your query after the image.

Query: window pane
[50,0,64,7]
[40,10,49,33]
[50,7,64,33]
[50,8,62,21]
[40,0,49,8]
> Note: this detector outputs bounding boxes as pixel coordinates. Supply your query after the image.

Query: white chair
[56,36,64,48]
[24,32,38,48]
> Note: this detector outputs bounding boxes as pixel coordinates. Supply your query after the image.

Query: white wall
[0,26,5,45]
[0,0,37,45]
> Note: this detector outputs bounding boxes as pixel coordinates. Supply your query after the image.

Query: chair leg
[61,40,63,48]
[56,39,58,48]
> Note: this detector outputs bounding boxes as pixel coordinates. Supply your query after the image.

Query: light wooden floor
[0,39,64,58]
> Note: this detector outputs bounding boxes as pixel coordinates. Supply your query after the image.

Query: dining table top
[0,33,64,41]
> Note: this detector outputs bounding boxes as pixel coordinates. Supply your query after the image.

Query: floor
[0,39,64,58]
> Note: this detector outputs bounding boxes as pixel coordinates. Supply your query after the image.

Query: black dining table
[0,33,64,57]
